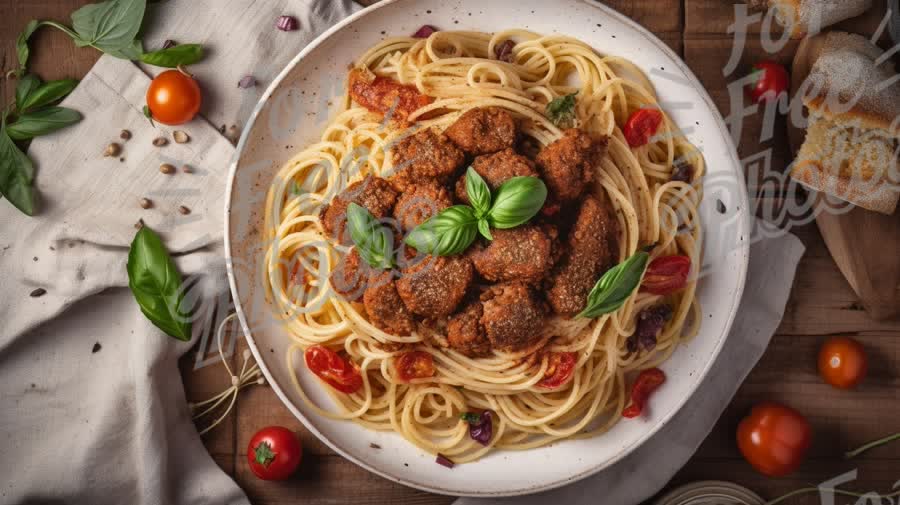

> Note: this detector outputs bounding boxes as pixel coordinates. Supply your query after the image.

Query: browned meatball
[547,195,618,316]
[396,255,474,318]
[454,148,538,204]
[390,128,465,191]
[536,129,608,202]
[480,282,547,352]
[393,181,453,232]
[447,301,492,358]
[469,225,556,284]
[363,271,415,336]
[444,107,518,155]
[319,176,398,245]
[330,249,373,301]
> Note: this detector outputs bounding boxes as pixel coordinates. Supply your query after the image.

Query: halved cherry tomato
[641,255,691,295]
[304,345,363,393]
[146,69,202,125]
[737,402,811,477]
[537,352,577,389]
[247,426,303,481]
[746,61,789,104]
[622,368,666,418]
[348,68,433,121]
[623,108,663,148]
[818,337,868,389]
[395,351,435,382]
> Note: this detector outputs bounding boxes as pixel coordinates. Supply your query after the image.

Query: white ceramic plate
[225,0,750,497]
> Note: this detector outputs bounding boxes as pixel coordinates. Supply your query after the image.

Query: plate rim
[224,0,751,497]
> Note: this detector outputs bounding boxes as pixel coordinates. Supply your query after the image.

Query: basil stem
[578,252,650,319]
[346,203,394,269]
[405,205,478,256]
[486,176,547,229]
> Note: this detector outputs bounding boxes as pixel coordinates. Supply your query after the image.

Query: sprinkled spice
[119,129,132,140]
[152,137,168,147]
[140,198,153,209]
[159,163,176,175]
[178,205,191,215]
[30,288,46,298]
[369,443,381,449]
[412,25,438,38]
[276,15,299,31]
[238,75,257,88]
[134,218,145,229]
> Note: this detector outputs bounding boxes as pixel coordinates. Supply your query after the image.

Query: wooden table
[2,1,899,503]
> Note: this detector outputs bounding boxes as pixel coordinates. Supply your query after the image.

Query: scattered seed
[159,163,176,175]
[173,130,190,143]
[119,157,125,162]
[104,143,122,157]
[30,288,46,298]
[716,199,726,214]
[181,164,193,174]
[162,39,176,49]
[152,137,168,147]
[276,15,299,31]
[178,205,191,215]
[134,218,145,229]
[369,443,382,449]
[91,342,102,353]
[225,125,240,144]
[140,198,153,209]
[119,129,132,140]
[238,75,257,88]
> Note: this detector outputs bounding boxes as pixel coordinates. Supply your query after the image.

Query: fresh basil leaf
[15,74,42,111]
[346,202,393,269]
[15,20,40,75]
[486,176,546,229]
[19,79,79,112]
[578,252,649,319]
[477,218,492,241]
[71,0,146,53]
[127,226,193,341]
[6,107,82,141]
[465,167,491,218]
[106,38,144,60]
[546,92,577,127]
[0,121,36,216]
[405,205,478,256]
[140,43,203,67]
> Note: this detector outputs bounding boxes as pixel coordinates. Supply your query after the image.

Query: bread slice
[790,32,900,215]
[764,0,873,37]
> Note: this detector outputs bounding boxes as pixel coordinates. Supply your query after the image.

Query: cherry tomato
[737,402,811,477]
[395,351,435,382]
[247,426,303,481]
[641,255,691,295]
[304,345,363,393]
[818,337,868,389]
[146,69,202,125]
[746,61,789,104]
[622,368,666,418]
[623,108,663,148]
[537,352,577,389]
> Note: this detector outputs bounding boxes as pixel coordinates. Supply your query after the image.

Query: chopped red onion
[435,453,455,468]
[629,305,673,352]
[276,15,299,31]
[413,25,438,38]
[494,40,515,63]
[238,75,257,88]
[462,410,493,446]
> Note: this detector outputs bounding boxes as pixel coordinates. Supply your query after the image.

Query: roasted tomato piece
[622,368,666,418]
[537,352,577,389]
[304,345,363,393]
[640,255,691,295]
[623,108,663,148]
[395,351,436,382]
[348,68,433,121]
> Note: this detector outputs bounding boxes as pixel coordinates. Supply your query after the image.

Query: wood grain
[2,1,899,505]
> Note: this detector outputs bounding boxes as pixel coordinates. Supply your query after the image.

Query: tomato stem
[844,431,900,459]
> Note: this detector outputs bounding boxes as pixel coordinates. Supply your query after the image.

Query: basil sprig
[578,252,650,319]
[346,203,395,269]
[140,44,205,68]
[127,226,193,341]
[0,117,37,215]
[405,169,547,256]
[546,92,577,127]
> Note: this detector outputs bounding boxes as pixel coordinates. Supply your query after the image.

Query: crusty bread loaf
[790,32,900,215]
[763,0,873,37]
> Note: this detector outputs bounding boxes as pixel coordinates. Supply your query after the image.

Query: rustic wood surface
[2,1,899,504]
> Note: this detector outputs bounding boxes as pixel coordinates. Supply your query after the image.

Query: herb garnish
[346,203,395,269]
[546,92,578,127]
[578,252,650,319]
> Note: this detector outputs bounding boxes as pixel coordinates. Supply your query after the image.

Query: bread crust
[767,0,873,38]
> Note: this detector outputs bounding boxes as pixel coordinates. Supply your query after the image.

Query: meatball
[536,128,608,202]
[363,271,415,336]
[454,148,539,204]
[547,195,618,316]
[444,107,518,155]
[393,181,453,232]
[396,255,474,318]
[447,301,492,358]
[480,282,547,352]
[469,225,556,284]
[330,249,373,301]
[319,175,398,245]
[390,128,465,191]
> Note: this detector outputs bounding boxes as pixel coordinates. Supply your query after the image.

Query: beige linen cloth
[0,1,804,504]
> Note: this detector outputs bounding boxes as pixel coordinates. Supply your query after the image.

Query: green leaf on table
[70,0,147,53]
[405,205,478,256]
[19,79,79,112]
[139,43,204,67]
[0,119,37,216]
[106,39,144,60]
[578,252,650,319]
[346,203,394,269]
[6,107,82,141]
[15,74,42,111]
[486,176,546,229]
[127,226,193,341]
[14,20,40,76]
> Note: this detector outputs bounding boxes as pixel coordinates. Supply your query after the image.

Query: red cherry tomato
[395,351,436,382]
[247,426,303,481]
[746,61,789,104]
[818,337,868,389]
[146,69,202,125]
[641,255,691,295]
[623,108,663,148]
[737,402,811,477]
[537,352,577,389]
[622,368,666,418]
[304,345,363,393]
